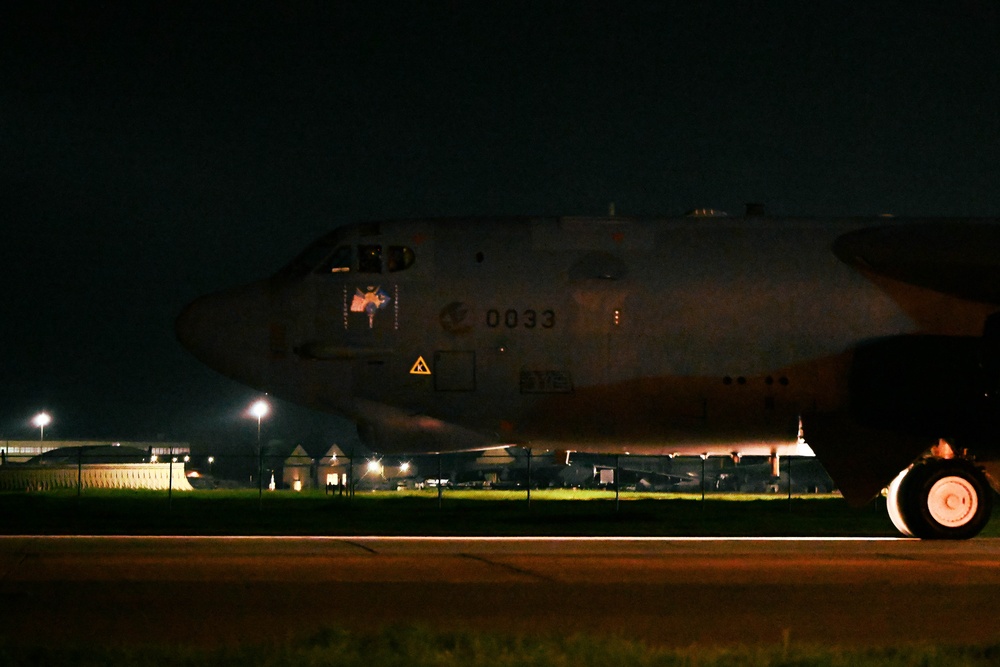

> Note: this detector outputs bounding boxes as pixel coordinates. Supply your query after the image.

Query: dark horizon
[4,1,1000,448]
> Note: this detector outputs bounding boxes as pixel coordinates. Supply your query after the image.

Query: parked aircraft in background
[176,209,1000,538]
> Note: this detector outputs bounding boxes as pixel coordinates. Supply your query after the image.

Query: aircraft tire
[886,467,914,537]
[898,459,993,540]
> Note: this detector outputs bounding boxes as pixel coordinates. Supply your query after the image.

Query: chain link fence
[0,443,836,504]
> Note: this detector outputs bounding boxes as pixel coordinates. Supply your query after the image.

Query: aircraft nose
[175,282,271,383]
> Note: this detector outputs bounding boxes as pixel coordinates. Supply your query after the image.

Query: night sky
[3,1,1000,451]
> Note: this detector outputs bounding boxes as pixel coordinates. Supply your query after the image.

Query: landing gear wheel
[886,467,914,537]
[897,459,993,540]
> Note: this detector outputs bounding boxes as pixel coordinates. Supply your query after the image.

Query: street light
[32,412,51,442]
[248,399,270,508]
[249,399,269,432]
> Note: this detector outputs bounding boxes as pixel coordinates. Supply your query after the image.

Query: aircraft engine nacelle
[848,334,996,442]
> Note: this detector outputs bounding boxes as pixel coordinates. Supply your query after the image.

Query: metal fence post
[701,454,707,512]
[348,454,355,503]
[437,453,443,509]
[168,446,173,511]
[614,454,620,512]
[526,448,532,510]
[787,456,793,511]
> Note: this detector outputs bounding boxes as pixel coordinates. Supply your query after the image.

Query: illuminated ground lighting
[248,399,269,422]
[15,535,908,542]
[336,536,907,542]
[247,398,270,507]
[32,412,52,441]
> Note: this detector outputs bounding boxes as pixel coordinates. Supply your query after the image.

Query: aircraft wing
[833,221,1000,304]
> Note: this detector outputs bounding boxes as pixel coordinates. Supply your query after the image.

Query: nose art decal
[350,285,392,328]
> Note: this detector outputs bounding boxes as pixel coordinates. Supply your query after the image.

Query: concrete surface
[1,536,998,647]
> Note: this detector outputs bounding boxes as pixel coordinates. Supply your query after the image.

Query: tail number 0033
[486,309,555,329]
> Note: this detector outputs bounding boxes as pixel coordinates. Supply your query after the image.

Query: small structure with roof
[282,444,316,491]
[318,444,351,493]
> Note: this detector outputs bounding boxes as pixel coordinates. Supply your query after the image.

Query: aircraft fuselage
[176,215,1000,528]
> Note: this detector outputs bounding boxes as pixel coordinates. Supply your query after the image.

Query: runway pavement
[1,536,999,647]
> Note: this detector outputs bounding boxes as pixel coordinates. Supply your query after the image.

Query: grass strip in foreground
[0,489,921,537]
[3,625,1000,666]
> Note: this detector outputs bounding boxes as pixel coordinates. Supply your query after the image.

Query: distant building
[277,443,355,492]
[0,441,193,492]
[282,444,315,491]
[0,440,190,464]
[318,444,350,492]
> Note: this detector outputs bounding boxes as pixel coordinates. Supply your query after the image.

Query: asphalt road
[1,536,999,648]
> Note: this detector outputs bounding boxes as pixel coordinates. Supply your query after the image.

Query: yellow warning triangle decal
[410,356,431,375]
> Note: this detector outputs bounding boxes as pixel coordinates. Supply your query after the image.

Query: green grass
[3,625,1000,666]
[0,486,971,537]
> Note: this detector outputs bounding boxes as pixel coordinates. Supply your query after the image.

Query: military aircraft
[175,209,1000,538]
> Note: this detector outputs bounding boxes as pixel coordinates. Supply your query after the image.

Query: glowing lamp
[249,400,269,420]
[32,412,52,441]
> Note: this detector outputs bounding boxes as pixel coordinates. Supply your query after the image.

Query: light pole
[32,412,51,442]
[248,399,269,509]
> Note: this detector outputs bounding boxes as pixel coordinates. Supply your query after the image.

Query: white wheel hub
[926,475,978,527]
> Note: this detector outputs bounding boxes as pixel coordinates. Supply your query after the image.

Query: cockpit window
[296,243,412,275]
[388,246,415,272]
[316,245,352,274]
[279,241,336,278]
[275,227,351,279]
[358,245,382,273]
